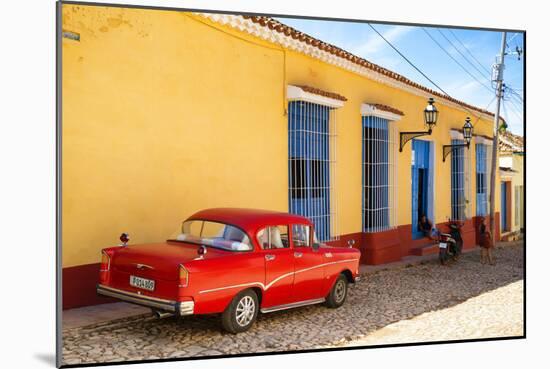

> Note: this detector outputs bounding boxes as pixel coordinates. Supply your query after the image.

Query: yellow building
[61,4,502,308]
[499,131,524,239]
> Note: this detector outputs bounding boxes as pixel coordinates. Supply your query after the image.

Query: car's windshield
[173,220,253,251]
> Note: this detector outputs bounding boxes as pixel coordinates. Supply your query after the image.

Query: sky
[275,17,525,135]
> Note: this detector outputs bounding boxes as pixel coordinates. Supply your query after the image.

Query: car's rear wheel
[221,289,259,334]
[325,274,348,308]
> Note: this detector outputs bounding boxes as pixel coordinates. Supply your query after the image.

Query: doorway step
[410,241,439,256]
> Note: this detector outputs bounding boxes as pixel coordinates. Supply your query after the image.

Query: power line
[508,88,524,103]
[506,98,524,118]
[367,23,497,126]
[472,96,497,126]
[438,28,490,80]
[502,96,524,123]
[422,27,494,94]
[503,86,524,107]
[367,23,450,96]
[503,100,523,124]
[448,29,492,74]
[506,32,522,50]
[509,94,523,107]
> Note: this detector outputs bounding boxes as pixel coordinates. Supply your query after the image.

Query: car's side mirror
[312,242,320,251]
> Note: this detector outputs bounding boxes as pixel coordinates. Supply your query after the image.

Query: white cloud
[452,80,481,95]
[350,26,412,57]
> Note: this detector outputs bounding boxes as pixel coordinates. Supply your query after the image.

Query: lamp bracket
[442,143,470,162]
[399,130,432,152]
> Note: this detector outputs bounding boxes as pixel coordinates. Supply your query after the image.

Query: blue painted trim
[411,139,432,239]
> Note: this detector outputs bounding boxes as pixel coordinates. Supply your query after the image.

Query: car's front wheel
[325,274,348,308]
[221,289,259,334]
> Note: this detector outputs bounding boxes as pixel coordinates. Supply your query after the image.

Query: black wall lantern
[442,117,474,162]
[399,98,438,152]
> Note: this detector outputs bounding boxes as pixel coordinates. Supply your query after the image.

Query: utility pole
[488,32,507,243]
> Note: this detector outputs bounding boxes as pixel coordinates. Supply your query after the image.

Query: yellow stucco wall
[62,4,500,268]
[500,153,524,232]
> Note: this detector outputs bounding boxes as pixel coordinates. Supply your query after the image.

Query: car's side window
[292,224,311,248]
[257,225,289,249]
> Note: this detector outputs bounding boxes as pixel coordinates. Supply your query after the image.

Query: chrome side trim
[135,263,154,270]
[198,281,266,295]
[198,258,360,294]
[97,284,178,313]
[260,298,325,313]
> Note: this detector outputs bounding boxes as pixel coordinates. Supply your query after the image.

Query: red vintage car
[97,208,361,333]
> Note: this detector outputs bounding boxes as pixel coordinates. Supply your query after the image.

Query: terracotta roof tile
[499,130,524,153]
[241,15,498,119]
[296,85,348,102]
[367,103,405,116]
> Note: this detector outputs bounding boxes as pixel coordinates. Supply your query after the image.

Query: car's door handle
[294,252,303,258]
[265,254,276,261]
[324,252,333,258]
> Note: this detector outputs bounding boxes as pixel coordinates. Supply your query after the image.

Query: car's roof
[187,208,312,233]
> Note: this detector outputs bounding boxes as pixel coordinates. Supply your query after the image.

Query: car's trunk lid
[111,241,225,281]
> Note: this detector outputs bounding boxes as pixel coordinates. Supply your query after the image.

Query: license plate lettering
[439,242,448,249]
[130,275,155,291]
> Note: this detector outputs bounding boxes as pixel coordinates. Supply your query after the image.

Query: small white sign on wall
[411,150,415,166]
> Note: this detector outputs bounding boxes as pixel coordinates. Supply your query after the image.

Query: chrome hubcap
[334,280,346,303]
[235,295,255,327]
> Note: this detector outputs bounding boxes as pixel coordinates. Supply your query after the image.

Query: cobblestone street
[62,242,524,365]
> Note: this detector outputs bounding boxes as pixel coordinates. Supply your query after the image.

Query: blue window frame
[451,139,467,220]
[362,116,391,232]
[411,139,433,239]
[288,101,331,241]
[476,143,489,216]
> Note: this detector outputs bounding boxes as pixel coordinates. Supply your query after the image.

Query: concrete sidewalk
[63,302,149,330]
[62,240,522,330]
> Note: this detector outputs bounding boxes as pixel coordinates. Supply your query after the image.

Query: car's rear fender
[193,285,264,314]
[321,267,355,296]
[184,253,265,314]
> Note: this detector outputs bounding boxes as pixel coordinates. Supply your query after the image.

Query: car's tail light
[100,251,111,272]
[99,250,112,284]
[179,264,189,287]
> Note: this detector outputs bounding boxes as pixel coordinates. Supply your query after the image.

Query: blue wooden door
[501,182,508,231]
[411,140,431,239]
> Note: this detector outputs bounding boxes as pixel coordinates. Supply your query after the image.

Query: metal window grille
[514,185,523,227]
[288,101,338,242]
[475,143,492,216]
[451,139,471,220]
[362,116,398,232]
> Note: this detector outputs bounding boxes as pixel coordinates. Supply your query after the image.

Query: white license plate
[130,275,155,291]
[439,242,448,249]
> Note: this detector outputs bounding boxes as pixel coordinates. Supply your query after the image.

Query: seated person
[418,214,433,239]
[257,226,286,249]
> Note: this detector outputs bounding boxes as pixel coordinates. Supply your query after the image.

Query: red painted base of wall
[63,263,115,310]
[62,215,501,310]
[329,214,500,266]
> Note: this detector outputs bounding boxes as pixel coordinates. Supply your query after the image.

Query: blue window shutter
[476,143,488,216]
